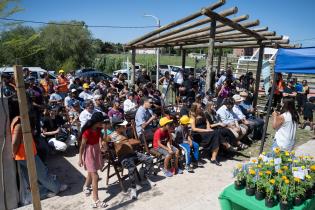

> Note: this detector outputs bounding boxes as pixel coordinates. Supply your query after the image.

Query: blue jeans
[179,141,199,165]
[18,155,61,199]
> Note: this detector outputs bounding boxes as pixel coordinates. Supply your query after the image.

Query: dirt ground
[17,138,315,210]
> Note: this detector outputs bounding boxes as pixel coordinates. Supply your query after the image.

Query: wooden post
[224,56,228,70]
[131,48,136,86]
[253,43,264,108]
[181,47,186,71]
[206,20,216,92]
[217,48,223,76]
[13,65,42,210]
[260,73,277,154]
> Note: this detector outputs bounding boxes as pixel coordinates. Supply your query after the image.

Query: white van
[0,67,57,81]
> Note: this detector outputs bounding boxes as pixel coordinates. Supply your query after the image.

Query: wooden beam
[206,20,216,92]
[131,49,136,85]
[201,8,264,40]
[13,65,42,210]
[252,44,264,108]
[127,0,225,46]
[154,20,260,45]
[137,7,240,46]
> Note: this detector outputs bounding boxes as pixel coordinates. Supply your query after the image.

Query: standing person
[11,116,67,203]
[78,112,107,208]
[136,69,151,86]
[159,71,171,105]
[272,73,284,108]
[297,80,309,114]
[173,68,184,97]
[272,98,298,151]
[283,79,297,99]
[39,72,54,101]
[175,115,200,172]
[57,69,69,99]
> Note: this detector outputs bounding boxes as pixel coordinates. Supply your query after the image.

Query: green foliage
[0,0,23,20]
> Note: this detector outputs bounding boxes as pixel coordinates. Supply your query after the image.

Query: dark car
[75,70,112,82]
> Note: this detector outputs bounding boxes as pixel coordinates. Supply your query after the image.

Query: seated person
[175,115,200,172]
[135,97,157,152]
[49,86,63,106]
[41,106,72,152]
[239,92,264,140]
[79,83,94,101]
[232,94,251,134]
[153,117,182,177]
[216,97,247,142]
[109,118,155,200]
[108,100,124,122]
[79,100,96,129]
[123,92,138,116]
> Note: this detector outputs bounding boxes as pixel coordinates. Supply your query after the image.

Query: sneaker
[59,184,68,192]
[192,162,204,168]
[163,170,173,177]
[46,192,56,198]
[130,188,137,200]
[185,165,194,173]
[177,168,184,174]
[83,186,92,196]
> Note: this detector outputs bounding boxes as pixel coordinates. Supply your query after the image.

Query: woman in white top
[159,71,171,105]
[272,98,298,151]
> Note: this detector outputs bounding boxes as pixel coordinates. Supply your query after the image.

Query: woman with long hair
[78,112,107,208]
[189,103,221,166]
[272,98,298,151]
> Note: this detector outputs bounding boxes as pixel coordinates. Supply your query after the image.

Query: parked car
[75,70,112,82]
[113,63,143,77]
[0,66,57,82]
[170,66,194,77]
[155,64,173,75]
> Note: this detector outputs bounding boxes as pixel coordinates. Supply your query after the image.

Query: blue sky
[8,0,315,46]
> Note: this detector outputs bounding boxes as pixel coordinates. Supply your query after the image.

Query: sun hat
[159,117,173,127]
[58,69,65,74]
[179,115,192,125]
[232,94,243,103]
[83,83,90,89]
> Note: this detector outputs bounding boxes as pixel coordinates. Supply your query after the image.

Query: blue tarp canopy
[275,47,315,74]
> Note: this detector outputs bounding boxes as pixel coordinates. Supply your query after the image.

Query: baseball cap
[83,83,89,89]
[59,69,65,74]
[71,89,77,93]
[179,115,192,125]
[159,117,173,127]
[232,94,243,103]
[111,117,128,127]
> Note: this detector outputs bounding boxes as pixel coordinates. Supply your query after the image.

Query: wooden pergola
[125,0,299,107]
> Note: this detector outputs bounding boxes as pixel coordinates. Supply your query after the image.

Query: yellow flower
[282,166,289,171]
[293,167,298,171]
[237,164,242,169]
[306,175,312,180]
[258,157,262,161]
[259,172,263,176]
[266,170,272,175]
[282,176,287,180]
[301,166,306,170]
[288,159,292,162]
[270,163,274,167]
[249,169,256,175]
[291,150,295,155]
[277,169,283,174]
[274,147,280,154]
[299,155,304,160]
[265,163,269,166]
[284,179,290,184]
[310,165,315,172]
[310,156,314,160]
[294,160,299,163]
[269,179,275,185]
[262,152,266,155]
[251,159,257,163]
[294,177,301,183]
[257,164,262,168]
[270,159,274,163]
[285,151,290,156]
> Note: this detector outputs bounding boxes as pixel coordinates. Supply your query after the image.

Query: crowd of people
[1,65,312,208]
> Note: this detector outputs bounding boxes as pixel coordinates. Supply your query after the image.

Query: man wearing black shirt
[283,79,297,99]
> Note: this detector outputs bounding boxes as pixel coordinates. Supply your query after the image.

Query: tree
[0,25,44,66]
[39,21,96,71]
[0,0,23,27]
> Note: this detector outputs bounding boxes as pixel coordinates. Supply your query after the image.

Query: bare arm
[78,137,88,166]
[272,112,284,130]
[12,124,22,157]
[191,116,212,133]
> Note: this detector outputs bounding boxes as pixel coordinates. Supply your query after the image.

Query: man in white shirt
[49,86,63,105]
[123,92,137,114]
[79,83,93,101]
[79,99,96,129]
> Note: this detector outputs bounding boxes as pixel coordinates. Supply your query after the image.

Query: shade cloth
[275,47,315,74]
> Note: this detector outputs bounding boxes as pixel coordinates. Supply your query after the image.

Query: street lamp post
[144,14,160,88]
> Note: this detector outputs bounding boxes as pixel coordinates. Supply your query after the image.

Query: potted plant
[245,169,256,196]
[234,164,246,190]
[279,178,291,210]
[265,181,276,208]
[255,173,266,200]
[291,177,306,206]
[304,175,314,199]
